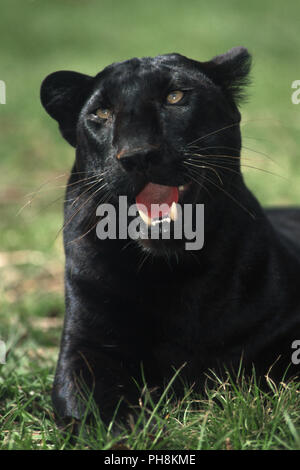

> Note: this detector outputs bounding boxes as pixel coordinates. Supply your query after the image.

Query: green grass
[1,0,300,450]
[1,351,300,450]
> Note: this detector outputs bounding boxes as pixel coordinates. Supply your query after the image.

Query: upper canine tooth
[138,208,151,226]
[179,185,185,191]
[170,201,178,222]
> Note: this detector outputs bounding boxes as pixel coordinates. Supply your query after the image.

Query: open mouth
[135,182,190,227]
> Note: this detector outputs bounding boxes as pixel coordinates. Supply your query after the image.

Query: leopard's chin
[137,236,187,256]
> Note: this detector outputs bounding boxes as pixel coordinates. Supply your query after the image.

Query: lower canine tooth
[138,209,151,226]
[170,201,178,222]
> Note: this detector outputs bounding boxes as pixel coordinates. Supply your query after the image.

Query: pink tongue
[136,182,179,219]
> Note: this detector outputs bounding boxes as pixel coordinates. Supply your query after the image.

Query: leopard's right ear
[40,71,94,147]
[200,47,252,106]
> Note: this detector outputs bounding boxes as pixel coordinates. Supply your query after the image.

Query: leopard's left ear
[40,71,94,147]
[201,47,252,104]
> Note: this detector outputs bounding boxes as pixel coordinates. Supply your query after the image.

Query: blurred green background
[0,0,300,354]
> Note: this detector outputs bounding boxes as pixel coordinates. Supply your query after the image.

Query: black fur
[40,47,300,424]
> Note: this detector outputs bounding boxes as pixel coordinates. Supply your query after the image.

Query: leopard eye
[166,90,184,104]
[96,108,112,119]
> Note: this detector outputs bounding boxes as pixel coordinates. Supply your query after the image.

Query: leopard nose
[116,147,161,173]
